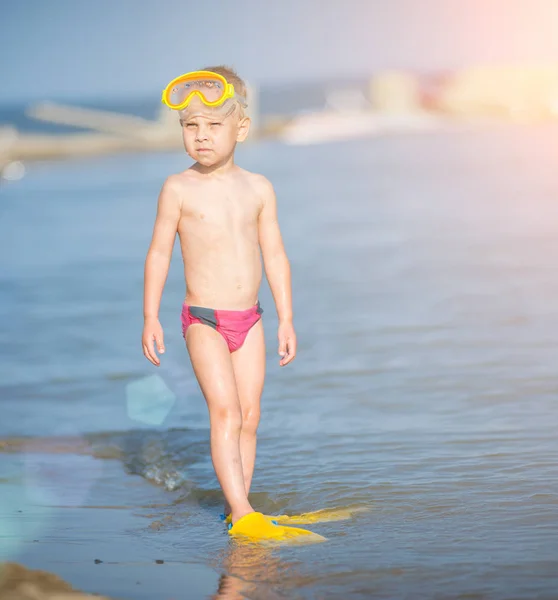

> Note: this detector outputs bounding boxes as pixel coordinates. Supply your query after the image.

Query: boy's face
[180,103,250,166]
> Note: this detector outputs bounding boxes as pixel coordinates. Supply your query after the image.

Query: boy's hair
[202,65,247,100]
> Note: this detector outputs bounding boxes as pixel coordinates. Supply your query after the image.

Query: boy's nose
[195,128,209,141]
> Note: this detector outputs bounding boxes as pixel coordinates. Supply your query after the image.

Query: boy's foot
[227,511,326,543]
[222,512,277,526]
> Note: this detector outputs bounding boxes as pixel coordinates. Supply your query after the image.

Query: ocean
[1,123,558,599]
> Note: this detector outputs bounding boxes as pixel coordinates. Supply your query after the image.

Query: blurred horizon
[3,0,558,104]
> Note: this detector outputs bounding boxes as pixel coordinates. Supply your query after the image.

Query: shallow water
[1,125,558,598]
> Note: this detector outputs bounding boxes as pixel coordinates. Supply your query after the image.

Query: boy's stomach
[181,258,263,310]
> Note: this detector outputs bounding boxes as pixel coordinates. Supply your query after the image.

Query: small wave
[0,427,211,494]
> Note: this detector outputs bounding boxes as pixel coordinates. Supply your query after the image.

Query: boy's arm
[257,178,296,366]
[142,177,182,365]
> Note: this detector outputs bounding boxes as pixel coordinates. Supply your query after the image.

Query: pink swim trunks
[181,301,263,353]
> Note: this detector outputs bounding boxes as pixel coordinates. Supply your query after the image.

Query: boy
[142,66,320,541]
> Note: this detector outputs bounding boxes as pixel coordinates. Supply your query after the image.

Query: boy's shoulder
[163,169,198,189]
[159,170,203,202]
[237,168,274,195]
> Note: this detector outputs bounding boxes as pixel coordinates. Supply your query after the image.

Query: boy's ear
[236,116,251,142]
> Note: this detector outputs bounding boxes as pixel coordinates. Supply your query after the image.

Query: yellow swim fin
[228,512,326,544]
[223,505,367,526]
[272,506,369,525]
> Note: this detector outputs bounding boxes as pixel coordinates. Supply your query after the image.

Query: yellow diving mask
[161,70,247,118]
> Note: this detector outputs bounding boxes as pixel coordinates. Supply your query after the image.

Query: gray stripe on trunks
[188,306,218,329]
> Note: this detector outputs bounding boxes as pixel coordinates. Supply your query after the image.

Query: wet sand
[0,448,220,600]
[0,562,109,599]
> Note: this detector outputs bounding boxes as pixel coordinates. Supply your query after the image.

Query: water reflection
[212,541,300,600]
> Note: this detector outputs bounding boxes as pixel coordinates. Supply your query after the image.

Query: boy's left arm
[257,178,296,366]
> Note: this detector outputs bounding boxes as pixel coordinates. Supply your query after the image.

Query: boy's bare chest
[182,190,260,231]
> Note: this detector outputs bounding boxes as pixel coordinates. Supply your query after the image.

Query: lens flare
[126,374,176,425]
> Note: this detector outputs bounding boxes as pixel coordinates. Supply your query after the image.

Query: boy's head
[177,65,250,167]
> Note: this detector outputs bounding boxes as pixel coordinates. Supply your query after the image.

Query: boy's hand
[278,320,296,366]
[142,317,165,366]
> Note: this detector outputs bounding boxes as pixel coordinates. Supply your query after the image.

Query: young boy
[142,66,321,541]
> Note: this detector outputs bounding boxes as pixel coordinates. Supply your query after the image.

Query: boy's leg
[230,319,266,503]
[186,324,254,524]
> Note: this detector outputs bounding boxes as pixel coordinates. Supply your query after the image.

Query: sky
[2,0,558,103]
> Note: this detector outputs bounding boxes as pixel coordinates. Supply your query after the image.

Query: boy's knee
[241,408,260,436]
[212,405,243,432]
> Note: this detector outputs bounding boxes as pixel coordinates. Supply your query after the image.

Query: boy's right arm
[142,177,182,366]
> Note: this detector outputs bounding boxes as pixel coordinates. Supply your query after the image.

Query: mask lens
[170,77,225,107]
